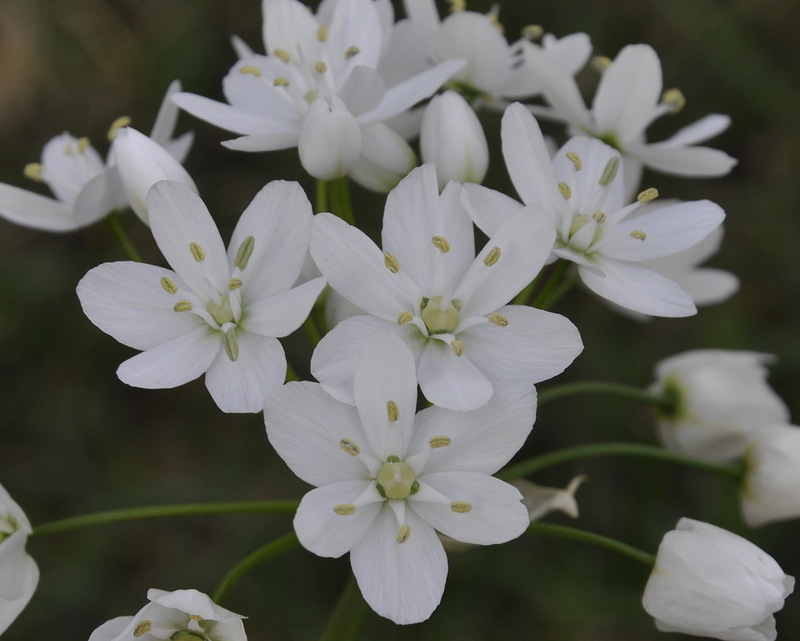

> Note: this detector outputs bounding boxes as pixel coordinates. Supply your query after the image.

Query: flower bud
[0,483,38,636]
[298,95,362,181]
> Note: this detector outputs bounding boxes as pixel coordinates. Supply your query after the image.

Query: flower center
[206,295,235,327]
[420,296,461,335]
[376,458,419,500]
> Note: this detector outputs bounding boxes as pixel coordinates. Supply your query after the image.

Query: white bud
[298,96,361,181]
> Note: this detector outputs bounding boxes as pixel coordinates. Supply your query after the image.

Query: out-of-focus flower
[264,330,535,624]
[513,475,586,522]
[741,424,800,527]
[0,484,38,636]
[650,350,789,462]
[77,180,325,413]
[642,518,794,641]
[87,588,247,641]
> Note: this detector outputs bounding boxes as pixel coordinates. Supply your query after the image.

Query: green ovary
[376,461,418,500]
[207,295,235,327]
[420,296,460,335]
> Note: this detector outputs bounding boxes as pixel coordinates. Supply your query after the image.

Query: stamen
[228,278,242,290]
[598,157,620,186]
[661,88,686,114]
[387,400,399,422]
[521,24,543,40]
[483,246,501,267]
[239,65,262,77]
[486,11,504,34]
[629,230,647,241]
[558,182,572,200]
[451,339,465,356]
[234,235,255,270]
[384,252,400,273]
[174,300,193,312]
[317,25,329,42]
[637,188,659,204]
[429,435,451,448]
[23,163,43,181]
[397,311,413,325]
[396,524,411,543]
[77,137,91,154]
[160,277,178,294]
[386,455,401,463]
[592,211,606,224]
[431,236,451,253]
[189,615,202,622]
[447,0,466,12]
[450,501,472,513]
[314,61,328,74]
[591,55,611,72]
[339,438,361,456]
[273,77,290,87]
[223,328,239,362]
[344,46,360,59]
[273,48,291,63]
[333,504,357,515]
[133,621,152,637]
[487,312,508,327]
[107,116,132,141]
[565,152,583,170]
[189,242,205,262]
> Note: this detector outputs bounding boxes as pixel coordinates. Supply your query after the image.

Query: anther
[591,55,611,72]
[189,242,205,262]
[107,116,132,141]
[558,182,572,200]
[344,46,360,59]
[189,615,203,622]
[487,312,508,327]
[273,77,290,87]
[387,400,399,422]
[396,524,411,543]
[314,61,328,74]
[228,278,242,290]
[239,65,262,77]
[522,24,543,40]
[223,328,239,362]
[76,137,91,154]
[160,277,178,294]
[174,300,193,312]
[234,235,255,271]
[483,246,501,267]
[339,439,361,456]
[23,163,43,181]
[566,152,583,170]
[447,0,466,12]
[629,230,647,241]
[333,504,357,515]
[273,48,291,63]
[133,621,152,637]
[431,236,451,253]
[317,25,329,42]
[384,252,400,273]
[450,501,472,513]
[661,88,686,114]
[429,435,451,448]
[598,157,620,186]
[451,339,465,356]
[592,211,606,224]
[486,11,504,34]
[637,188,659,204]
[397,311,413,325]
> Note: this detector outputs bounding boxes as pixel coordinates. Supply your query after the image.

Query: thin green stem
[303,313,322,346]
[498,442,744,482]
[531,260,569,309]
[31,501,299,538]
[538,380,677,413]
[106,211,143,262]
[213,531,300,604]
[528,522,656,567]
[539,270,579,310]
[511,272,541,306]
[329,177,355,225]
[286,363,300,382]
[319,573,370,641]
[316,179,329,214]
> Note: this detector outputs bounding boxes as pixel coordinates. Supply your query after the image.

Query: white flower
[172,0,462,190]
[87,588,247,641]
[642,518,794,641]
[0,483,38,636]
[310,164,582,411]
[0,81,192,233]
[524,42,737,195]
[741,424,800,527]
[420,90,489,188]
[77,180,325,413]
[464,103,726,317]
[650,350,790,462]
[264,330,535,624]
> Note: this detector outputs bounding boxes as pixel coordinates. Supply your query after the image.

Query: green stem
[213,531,300,604]
[539,270,579,310]
[538,381,677,413]
[511,272,541,306]
[531,260,569,309]
[527,522,656,567]
[329,177,355,225]
[31,500,299,538]
[498,442,743,482]
[319,573,369,641]
[106,210,143,262]
[303,313,323,346]
[315,179,329,214]
[286,363,300,382]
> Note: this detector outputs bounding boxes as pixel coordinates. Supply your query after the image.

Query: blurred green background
[1,0,799,639]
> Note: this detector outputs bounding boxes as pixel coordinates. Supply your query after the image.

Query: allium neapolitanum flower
[642,518,794,641]
[650,350,789,462]
[87,588,247,641]
[172,0,463,189]
[524,42,737,195]
[77,180,325,413]
[264,330,534,624]
[464,104,726,317]
[310,164,582,411]
[0,80,192,233]
[0,483,38,636]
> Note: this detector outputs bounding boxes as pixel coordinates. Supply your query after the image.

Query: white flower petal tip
[514,475,587,522]
[642,518,794,641]
[0,484,38,636]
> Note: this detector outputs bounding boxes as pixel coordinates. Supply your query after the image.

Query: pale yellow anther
[273,48,291,63]
[234,235,255,271]
[486,11,504,34]
[344,46,360,59]
[160,277,178,294]
[450,501,472,513]
[566,152,583,171]
[133,621,152,637]
[228,278,242,291]
[273,77,290,87]
[223,328,239,362]
[599,156,620,186]
[189,242,205,262]
[333,503,357,515]
[637,187,659,204]
[447,0,466,12]
[387,400,400,422]
[591,55,612,72]
[189,615,203,622]
[522,24,544,40]
[397,311,413,325]
[483,246,501,267]
[77,137,91,154]
[592,211,606,224]
[239,65,262,77]
[396,524,411,543]
[558,182,572,200]
[431,236,451,253]
[662,88,686,114]
[23,163,43,182]
[488,312,508,327]
[314,61,328,74]
[384,252,400,273]
[339,438,361,456]
[630,230,647,241]
[451,339,465,356]
[429,435,451,449]
[317,25,329,42]
[107,116,132,141]
[174,300,193,312]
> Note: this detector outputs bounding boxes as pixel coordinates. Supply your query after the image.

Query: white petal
[245,277,326,338]
[631,143,738,177]
[172,92,289,137]
[87,617,133,641]
[149,80,183,146]
[222,56,299,124]
[263,0,320,62]
[663,114,731,146]
[348,123,417,193]
[0,183,77,232]
[417,340,493,411]
[328,0,384,80]
[460,183,524,238]
[552,135,626,213]
[350,506,447,625]
[337,66,386,118]
[0,532,38,636]
[676,268,739,306]
[72,168,127,225]
[221,131,301,152]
